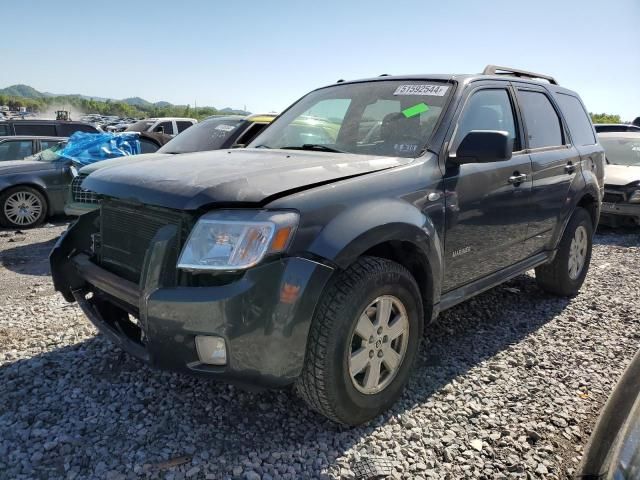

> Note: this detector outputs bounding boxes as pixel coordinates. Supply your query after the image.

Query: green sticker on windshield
[402,103,429,118]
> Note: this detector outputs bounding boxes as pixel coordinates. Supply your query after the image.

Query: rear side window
[555,94,596,146]
[14,123,56,136]
[176,121,193,133]
[57,123,97,136]
[517,91,564,148]
[0,124,10,135]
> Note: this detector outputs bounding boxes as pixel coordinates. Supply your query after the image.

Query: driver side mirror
[450,130,513,164]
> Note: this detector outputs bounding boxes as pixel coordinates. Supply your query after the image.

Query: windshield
[158,117,244,154]
[600,134,640,166]
[249,80,451,158]
[126,120,155,132]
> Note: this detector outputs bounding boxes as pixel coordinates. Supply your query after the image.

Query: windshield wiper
[253,144,272,149]
[282,144,344,153]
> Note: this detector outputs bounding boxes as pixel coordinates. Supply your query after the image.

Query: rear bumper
[50,213,335,388]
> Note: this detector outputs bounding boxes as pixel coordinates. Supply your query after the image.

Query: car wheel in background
[296,256,423,425]
[535,207,593,297]
[0,186,48,229]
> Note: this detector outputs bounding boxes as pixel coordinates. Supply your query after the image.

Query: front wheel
[0,186,48,229]
[535,207,593,297]
[296,256,423,425]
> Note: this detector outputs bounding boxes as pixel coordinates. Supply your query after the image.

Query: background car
[65,114,276,215]
[0,136,65,161]
[594,123,640,133]
[124,117,197,136]
[598,131,640,226]
[0,132,169,228]
[578,349,640,479]
[0,120,99,137]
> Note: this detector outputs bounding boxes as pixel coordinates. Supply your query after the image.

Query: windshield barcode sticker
[393,84,449,96]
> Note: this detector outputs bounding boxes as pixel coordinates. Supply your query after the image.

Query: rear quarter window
[555,93,596,146]
[0,124,11,135]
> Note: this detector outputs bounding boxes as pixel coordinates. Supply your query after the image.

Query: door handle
[565,163,576,174]
[508,173,527,185]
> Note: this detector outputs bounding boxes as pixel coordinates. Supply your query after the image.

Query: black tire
[0,186,48,229]
[296,256,423,425]
[535,207,593,297]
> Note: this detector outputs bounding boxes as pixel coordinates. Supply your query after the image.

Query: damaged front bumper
[600,201,640,226]
[50,212,334,388]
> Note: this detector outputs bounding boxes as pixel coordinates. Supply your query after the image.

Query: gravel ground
[0,222,639,480]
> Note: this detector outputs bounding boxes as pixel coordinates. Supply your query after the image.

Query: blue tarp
[57,132,141,166]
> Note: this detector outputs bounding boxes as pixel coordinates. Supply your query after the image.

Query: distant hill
[219,107,251,115]
[0,84,248,114]
[0,84,51,98]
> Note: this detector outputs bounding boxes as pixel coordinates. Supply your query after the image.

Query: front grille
[71,174,99,204]
[603,190,626,203]
[99,200,185,283]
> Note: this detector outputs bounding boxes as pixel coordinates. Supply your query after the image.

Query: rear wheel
[0,186,48,229]
[535,207,593,296]
[296,256,423,425]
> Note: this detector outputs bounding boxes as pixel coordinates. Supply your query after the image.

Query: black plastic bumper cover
[50,216,335,388]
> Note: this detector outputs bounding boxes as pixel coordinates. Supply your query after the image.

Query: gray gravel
[0,223,639,480]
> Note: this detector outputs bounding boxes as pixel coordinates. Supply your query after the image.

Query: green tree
[590,113,621,124]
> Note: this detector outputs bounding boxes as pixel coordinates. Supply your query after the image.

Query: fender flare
[305,198,444,308]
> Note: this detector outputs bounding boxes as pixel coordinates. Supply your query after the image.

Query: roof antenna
[379,74,390,77]
[336,79,345,83]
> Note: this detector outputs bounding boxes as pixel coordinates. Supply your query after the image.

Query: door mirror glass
[451,130,513,164]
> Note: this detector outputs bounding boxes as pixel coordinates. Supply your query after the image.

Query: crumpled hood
[84,148,410,210]
[605,164,640,186]
[0,160,56,175]
[78,153,167,175]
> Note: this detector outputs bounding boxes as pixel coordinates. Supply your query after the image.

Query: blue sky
[1,0,638,119]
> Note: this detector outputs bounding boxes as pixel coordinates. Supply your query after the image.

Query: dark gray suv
[51,65,604,425]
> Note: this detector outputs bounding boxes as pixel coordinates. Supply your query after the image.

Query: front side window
[249,80,452,158]
[39,140,62,150]
[158,117,244,154]
[518,90,564,149]
[154,121,174,135]
[454,89,519,151]
[0,140,34,161]
[599,134,640,166]
[555,93,596,146]
[58,123,97,136]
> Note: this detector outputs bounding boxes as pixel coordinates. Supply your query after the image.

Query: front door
[442,85,532,291]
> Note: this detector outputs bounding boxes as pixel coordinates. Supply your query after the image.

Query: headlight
[629,190,640,203]
[177,210,299,271]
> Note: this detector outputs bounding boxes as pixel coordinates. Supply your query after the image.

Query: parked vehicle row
[50,65,605,425]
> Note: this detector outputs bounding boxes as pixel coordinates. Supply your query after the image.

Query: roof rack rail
[482,65,558,85]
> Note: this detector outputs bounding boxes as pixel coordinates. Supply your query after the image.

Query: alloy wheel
[348,295,410,395]
[3,191,43,227]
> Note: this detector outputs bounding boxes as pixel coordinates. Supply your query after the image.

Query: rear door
[513,84,581,254]
[442,83,533,291]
